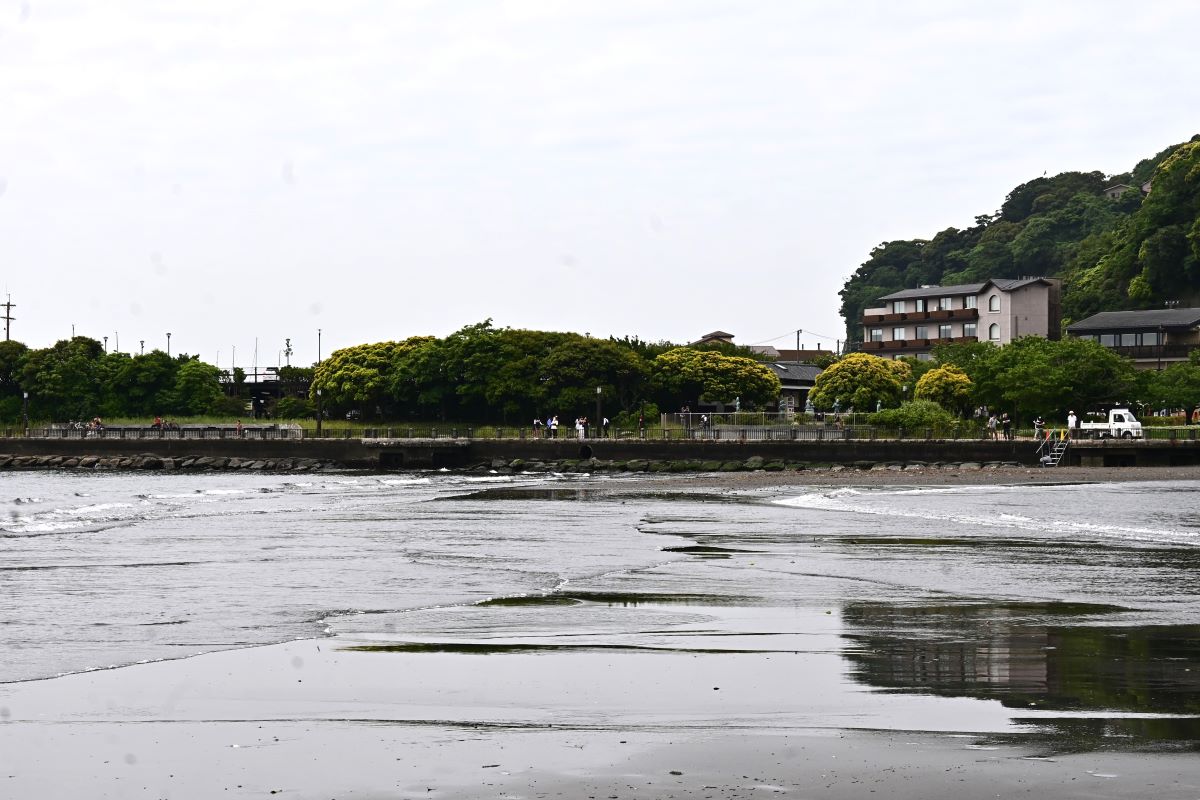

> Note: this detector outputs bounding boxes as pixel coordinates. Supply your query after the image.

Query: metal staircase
[1038,433,1069,467]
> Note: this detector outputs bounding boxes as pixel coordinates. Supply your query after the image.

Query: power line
[748,328,840,346]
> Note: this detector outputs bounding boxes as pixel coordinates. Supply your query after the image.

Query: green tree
[652,348,780,409]
[312,340,411,417]
[914,365,973,413]
[1140,362,1200,412]
[967,337,1135,421]
[18,336,105,421]
[0,339,29,422]
[808,352,905,412]
[173,359,223,415]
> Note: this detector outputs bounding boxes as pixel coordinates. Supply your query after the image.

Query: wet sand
[4,466,1200,798]
[4,609,1198,798]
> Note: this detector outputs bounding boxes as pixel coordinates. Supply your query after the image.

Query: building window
[915,325,929,339]
[893,327,907,341]
[916,353,933,361]
[892,300,907,314]
[989,323,1000,340]
[988,295,1000,312]
[939,297,954,311]
[869,328,883,342]
[1144,331,1160,346]
[1120,333,1138,347]
[964,295,977,309]
[1100,333,1117,346]
[964,322,977,338]
[914,298,926,312]
[938,324,953,339]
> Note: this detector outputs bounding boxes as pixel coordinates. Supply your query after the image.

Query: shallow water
[3,470,1199,751]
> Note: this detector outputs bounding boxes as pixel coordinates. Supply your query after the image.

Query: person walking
[602,417,610,438]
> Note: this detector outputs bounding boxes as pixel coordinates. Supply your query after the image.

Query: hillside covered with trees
[839,135,1200,342]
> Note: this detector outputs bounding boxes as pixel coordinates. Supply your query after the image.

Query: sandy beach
[3,466,1199,799]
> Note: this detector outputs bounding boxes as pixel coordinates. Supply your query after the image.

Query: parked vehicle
[1077,408,1143,439]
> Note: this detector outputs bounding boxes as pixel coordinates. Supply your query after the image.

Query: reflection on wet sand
[842,600,1200,750]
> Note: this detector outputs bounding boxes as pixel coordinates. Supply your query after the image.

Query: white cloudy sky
[1,1,1197,369]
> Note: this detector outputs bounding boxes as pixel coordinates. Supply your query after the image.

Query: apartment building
[860,278,1061,359]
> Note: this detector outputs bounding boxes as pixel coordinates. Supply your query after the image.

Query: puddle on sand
[341,641,773,655]
[477,591,756,608]
[443,488,748,503]
[842,599,1200,751]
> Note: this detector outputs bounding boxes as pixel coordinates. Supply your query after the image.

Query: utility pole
[284,338,292,367]
[2,295,13,340]
[317,328,322,363]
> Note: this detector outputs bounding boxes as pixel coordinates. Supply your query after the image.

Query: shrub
[869,400,957,430]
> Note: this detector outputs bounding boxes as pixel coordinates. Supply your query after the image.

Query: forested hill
[838,134,1200,341]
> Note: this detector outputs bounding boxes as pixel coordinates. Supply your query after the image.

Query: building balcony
[1104,343,1194,361]
[861,308,979,325]
[858,335,977,352]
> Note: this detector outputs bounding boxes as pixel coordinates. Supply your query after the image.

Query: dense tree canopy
[651,348,780,409]
[808,353,908,412]
[839,134,1200,341]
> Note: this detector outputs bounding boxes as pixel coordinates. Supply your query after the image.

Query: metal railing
[14,424,304,440]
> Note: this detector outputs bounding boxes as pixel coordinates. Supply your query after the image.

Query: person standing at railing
[1033,416,1045,441]
[1067,411,1077,439]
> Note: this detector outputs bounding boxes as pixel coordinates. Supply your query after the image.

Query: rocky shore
[0,450,1024,474]
[0,453,333,471]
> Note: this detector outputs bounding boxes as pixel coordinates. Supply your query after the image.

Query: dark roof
[699,330,734,339]
[875,278,1052,303]
[1067,308,1200,332]
[768,361,822,385]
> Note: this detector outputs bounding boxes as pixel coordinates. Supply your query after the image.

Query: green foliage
[1139,362,1200,411]
[960,336,1136,420]
[18,336,105,421]
[808,352,904,411]
[914,365,973,412]
[651,348,781,409]
[840,135,1200,340]
[273,396,315,419]
[174,360,224,415]
[869,399,957,430]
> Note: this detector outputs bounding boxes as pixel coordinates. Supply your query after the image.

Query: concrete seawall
[4,435,1200,469]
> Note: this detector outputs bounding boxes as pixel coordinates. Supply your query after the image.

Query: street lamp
[317,328,322,363]
[166,332,172,356]
[103,336,108,353]
[140,340,145,355]
[315,388,323,436]
[22,391,29,436]
[595,387,602,438]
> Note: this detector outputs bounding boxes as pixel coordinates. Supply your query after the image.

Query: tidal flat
[1,468,1198,797]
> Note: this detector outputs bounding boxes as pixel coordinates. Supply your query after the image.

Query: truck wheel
[1122,431,1133,439]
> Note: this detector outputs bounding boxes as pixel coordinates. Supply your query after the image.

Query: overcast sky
[2,1,1198,371]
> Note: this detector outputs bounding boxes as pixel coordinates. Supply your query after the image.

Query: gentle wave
[774,487,1199,546]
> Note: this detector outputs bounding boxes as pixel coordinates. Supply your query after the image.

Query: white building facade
[859,278,1061,359]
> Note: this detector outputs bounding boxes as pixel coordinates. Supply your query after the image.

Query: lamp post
[315,388,323,436]
[166,332,172,356]
[317,328,322,363]
[103,336,108,353]
[22,391,29,436]
[595,387,602,439]
[139,340,145,355]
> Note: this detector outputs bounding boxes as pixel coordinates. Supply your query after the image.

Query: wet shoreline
[2,470,1198,797]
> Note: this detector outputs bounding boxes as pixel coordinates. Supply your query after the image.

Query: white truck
[1076,408,1143,439]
